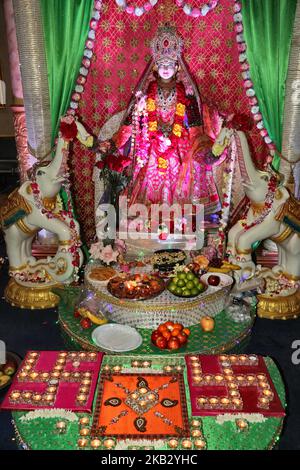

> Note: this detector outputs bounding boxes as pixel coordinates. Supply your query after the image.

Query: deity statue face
[157,61,176,81]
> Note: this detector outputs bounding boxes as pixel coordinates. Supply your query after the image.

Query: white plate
[91,324,143,352]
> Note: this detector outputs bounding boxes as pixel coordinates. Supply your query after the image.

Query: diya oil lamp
[59,352,67,357]
[103,365,111,372]
[79,417,90,426]
[77,438,88,448]
[209,397,219,406]
[41,372,50,380]
[24,365,32,371]
[32,393,42,402]
[56,421,67,434]
[29,352,38,357]
[257,374,267,382]
[83,372,92,377]
[27,358,35,364]
[182,439,192,449]
[215,374,224,383]
[22,391,32,401]
[45,393,55,403]
[168,438,179,449]
[91,438,101,449]
[113,365,122,372]
[81,378,91,386]
[46,386,57,393]
[246,375,256,383]
[10,391,21,401]
[232,398,242,408]
[88,352,97,359]
[262,389,274,399]
[139,387,148,395]
[191,419,202,428]
[51,371,61,379]
[229,355,238,363]
[54,365,64,371]
[164,365,173,373]
[77,394,87,404]
[142,361,151,368]
[72,361,80,368]
[239,355,247,363]
[132,360,140,368]
[29,372,39,380]
[193,376,202,384]
[148,393,156,401]
[191,429,202,438]
[62,372,71,379]
[57,358,66,365]
[19,372,28,380]
[220,398,230,406]
[79,386,89,394]
[197,397,207,406]
[194,439,206,449]
[79,352,87,359]
[79,428,90,437]
[236,419,249,431]
[219,355,227,361]
[103,438,115,449]
[223,368,233,375]
[175,365,183,371]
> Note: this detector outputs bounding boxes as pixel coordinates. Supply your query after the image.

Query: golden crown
[150,24,183,65]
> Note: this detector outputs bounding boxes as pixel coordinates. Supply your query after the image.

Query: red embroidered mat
[186,354,285,417]
[1,351,104,413]
[91,373,189,439]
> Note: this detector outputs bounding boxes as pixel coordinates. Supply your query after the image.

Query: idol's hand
[136,92,147,113]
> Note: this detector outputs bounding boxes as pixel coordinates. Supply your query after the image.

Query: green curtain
[242,0,297,170]
[40,0,94,143]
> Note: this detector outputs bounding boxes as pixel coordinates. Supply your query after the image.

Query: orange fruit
[183,328,191,336]
[162,330,171,341]
[173,323,183,331]
[158,324,167,333]
[164,321,174,331]
[171,328,181,337]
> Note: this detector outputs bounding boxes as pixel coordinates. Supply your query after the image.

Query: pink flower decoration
[126,5,134,14]
[89,241,104,259]
[191,8,201,18]
[114,238,126,254]
[98,245,119,265]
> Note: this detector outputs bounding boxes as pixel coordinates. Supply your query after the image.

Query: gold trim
[271,226,293,244]
[250,202,265,216]
[257,289,300,320]
[4,278,60,310]
[282,271,300,281]
[42,196,57,211]
[58,239,73,246]
[9,264,28,272]
[16,219,38,236]
[235,247,252,255]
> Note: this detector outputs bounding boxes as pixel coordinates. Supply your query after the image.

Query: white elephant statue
[0,116,93,308]
[213,127,300,281]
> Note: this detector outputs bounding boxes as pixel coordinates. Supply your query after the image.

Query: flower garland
[30,116,82,282]
[67,0,102,116]
[115,0,159,16]
[233,0,276,165]
[146,81,186,140]
[176,0,219,18]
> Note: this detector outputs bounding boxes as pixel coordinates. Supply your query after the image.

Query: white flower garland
[115,0,159,16]
[20,409,78,422]
[176,0,219,18]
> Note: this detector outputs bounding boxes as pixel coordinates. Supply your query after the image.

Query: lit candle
[232,398,242,407]
[143,361,151,368]
[24,365,32,371]
[59,352,68,357]
[223,368,232,375]
[148,393,156,401]
[259,381,268,389]
[19,372,28,379]
[73,361,80,368]
[77,394,87,403]
[56,421,67,434]
[240,355,247,362]
[132,361,140,367]
[45,393,54,402]
[164,366,173,372]
[30,372,39,380]
[197,397,207,406]
[103,365,110,372]
[191,429,202,438]
[175,365,183,371]
[215,375,224,383]
[247,375,256,383]
[194,439,206,449]
[193,376,202,384]
[103,438,115,449]
[41,372,49,380]
[57,358,66,365]
[140,400,147,407]
[168,438,179,449]
[236,375,244,382]
[33,394,42,402]
[79,417,90,426]
[80,428,90,436]
[29,352,38,357]
[51,372,61,378]
[228,382,238,389]
[113,365,122,372]
[204,375,212,383]
[27,358,35,364]
[79,353,87,359]
[219,355,227,361]
[258,397,269,408]
[230,355,237,363]
[139,387,148,395]
[193,369,201,376]
[91,438,101,449]
[11,391,21,401]
[191,419,201,428]
[262,389,274,399]
[182,439,192,449]
[62,372,71,379]
[79,386,89,394]
[257,374,267,381]
[229,390,239,397]
[77,438,88,448]
[221,398,230,406]
[46,386,57,393]
[83,372,92,377]
[236,419,248,431]
[22,392,32,400]
[209,397,219,405]
[82,379,91,386]
[54,365,64,371]
[131,393,138,400]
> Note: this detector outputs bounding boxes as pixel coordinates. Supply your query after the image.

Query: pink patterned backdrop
[70,0,268,243]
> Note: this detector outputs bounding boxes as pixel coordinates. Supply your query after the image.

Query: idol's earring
[153,64,158,72]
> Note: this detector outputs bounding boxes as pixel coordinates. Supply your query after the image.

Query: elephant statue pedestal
[4,277,60,310]
[257,289,300,320]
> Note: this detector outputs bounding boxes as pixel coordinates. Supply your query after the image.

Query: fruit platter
[107,274,165,300]
[151,321,191,351]
[0,352,21,390]
[167,270,207,298]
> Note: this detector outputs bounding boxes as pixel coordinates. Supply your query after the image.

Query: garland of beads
[175,0,219,17]
[233,0,276,165]
[115,0,159,16]
[67,0,103,116]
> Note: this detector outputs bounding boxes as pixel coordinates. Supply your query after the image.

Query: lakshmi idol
[99,25,221,215]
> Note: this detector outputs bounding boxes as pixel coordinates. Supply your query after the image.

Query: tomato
[155,336,168,349]
[182,328,191,336]
[162,330,171,341]
[80,318,92,329]
[73,310,81,318]
[158,324,168,333]
[151,330,160,344]
[171,328,181,337]
[167,337,181,350]
[172,323,183,331]
[177,332,188,345]
[164,321,174,331]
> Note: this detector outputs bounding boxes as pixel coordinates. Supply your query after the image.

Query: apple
[207,275,220,286]
[156,336,168,349]
[151,330,160,344]
[80,318,92,329]
[200,316,215,332]
[177,332,188,345]
[167,337,181,350]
